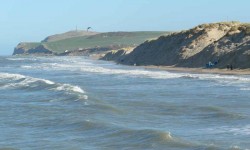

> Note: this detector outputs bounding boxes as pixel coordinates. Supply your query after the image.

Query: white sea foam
[78,65,250,85]
[240,87,250,91]
[6,57,37,61]
[42,79,55,85]
[80,66,183,79]
[21,62,183,79]
[21,65,33,69]
[0,72,87,99]
[0,72,55,87]
[55,84,85,94]
[206,125,250,136]
[19,58,250,84]
[0,72,26,80]
[6,58,26,61]
[227,125,250,135]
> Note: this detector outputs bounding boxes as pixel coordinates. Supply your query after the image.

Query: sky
[0,0,249,55]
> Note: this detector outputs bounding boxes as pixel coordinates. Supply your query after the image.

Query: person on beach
[230,64,233,70]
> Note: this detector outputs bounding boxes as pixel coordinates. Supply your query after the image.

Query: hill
[13,31,170,55]
[110,22,250,69]
[42,30,99,42]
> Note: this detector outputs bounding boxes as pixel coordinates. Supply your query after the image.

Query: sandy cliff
[112,22,250,69]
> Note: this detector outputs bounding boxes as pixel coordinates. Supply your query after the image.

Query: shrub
[230,26,238,32]
[218,26,224,31]
[245,24,250,35]
[238,26,246,31]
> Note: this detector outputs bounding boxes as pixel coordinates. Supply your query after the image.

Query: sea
[0,56,250,150]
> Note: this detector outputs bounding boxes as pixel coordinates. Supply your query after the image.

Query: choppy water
[0,56,250,150]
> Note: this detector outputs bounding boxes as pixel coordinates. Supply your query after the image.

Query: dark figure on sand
[230,64,233,70]
[226,64,233,70]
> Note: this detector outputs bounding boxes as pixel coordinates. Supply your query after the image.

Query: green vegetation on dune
[42,30,99,42]
[44,31,169,53]
[13,31,170,55]
[244,24,250,35]
[18,42,41,50]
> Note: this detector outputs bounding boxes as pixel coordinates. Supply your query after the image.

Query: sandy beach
[91,53,250,75]
[144,65,250,75]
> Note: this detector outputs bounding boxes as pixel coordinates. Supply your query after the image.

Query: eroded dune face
[118,22,250,69]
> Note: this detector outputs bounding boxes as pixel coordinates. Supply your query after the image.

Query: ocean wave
[0,72,26,80]
[96,127,227,149]
[20,59,250,85]
[105,128,197,148]
[0,72,54,88]
[0,148,19,150]
[20,63,183,79]
[21,65,33,69]
[240,87,250,91]
[226,125,250,136]
[55,84,84,94]
[197,106,246,120]
[6,58,26,61]
[61,119,231,149]
[205,125,250,136]
[80,66,184,79]
[66,119,197,149]
[22,61,250,79]
[0,72,87,100]
[6,57,37,61]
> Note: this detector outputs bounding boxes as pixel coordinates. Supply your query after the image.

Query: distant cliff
[109,22,250,69]
[13,43,52,55]
[13,31,169,56]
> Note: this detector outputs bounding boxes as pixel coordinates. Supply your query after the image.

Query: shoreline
[88,51,250,76]
[87,54,250,75]
[144,65,250,75]
[10,54,250,75]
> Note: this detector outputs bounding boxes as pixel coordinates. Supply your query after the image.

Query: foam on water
[21,65,33,69]
[0,72,87,99]
[6,57,37,61]
[227,125,250,136]
[6,58,27,61]
[0,72,54,88]
[2,57,250,150]
[205,125,250,136]
[0,72,26,80]
[240,87,250,91]
[55,84,85,94]
[19,58,250,86]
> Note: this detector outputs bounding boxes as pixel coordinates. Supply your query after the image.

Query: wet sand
[144,65,250,75]
[91,54,250,75]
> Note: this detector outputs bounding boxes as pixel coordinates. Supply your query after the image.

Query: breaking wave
[0,72,87,99]
[209,125,250,136]
[240,87,250,91]
[19,58,250,85]
[68,119,224,150]
[104,128,197,149]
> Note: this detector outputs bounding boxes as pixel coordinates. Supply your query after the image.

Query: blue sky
[0,0,249,55]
